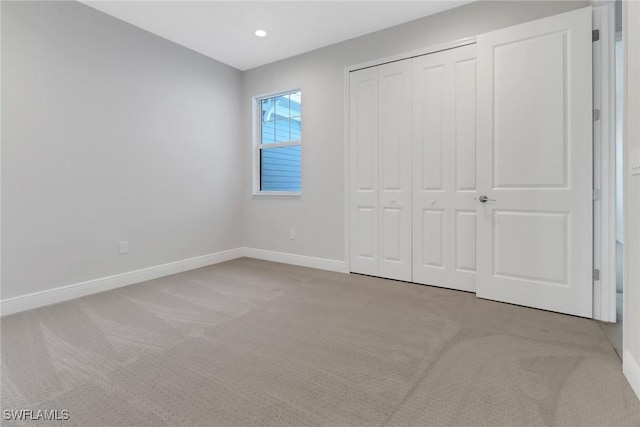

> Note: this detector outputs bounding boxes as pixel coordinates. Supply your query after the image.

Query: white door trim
[593,3,617,322]
[345,38,476,74]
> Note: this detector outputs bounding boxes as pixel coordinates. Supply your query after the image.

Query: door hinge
[593,188,600,201]
[593,29,600,42]
[593,109,601,121]
[593,269,600,281]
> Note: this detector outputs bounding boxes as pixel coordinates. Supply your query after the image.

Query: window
[255,90,301,194]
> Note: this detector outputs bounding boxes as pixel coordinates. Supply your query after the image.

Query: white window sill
[252,191,301,197]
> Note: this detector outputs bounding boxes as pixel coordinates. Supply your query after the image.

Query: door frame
[593,2,617,322]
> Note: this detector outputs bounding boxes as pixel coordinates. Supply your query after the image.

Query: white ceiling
[81,1,473,71]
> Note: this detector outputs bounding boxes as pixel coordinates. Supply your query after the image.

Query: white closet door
[378,60,412,281]
[349,67,379,276]
[476,7,593,317]
[412,45,477,292]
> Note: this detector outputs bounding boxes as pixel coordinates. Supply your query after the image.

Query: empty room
[2,0,640,425]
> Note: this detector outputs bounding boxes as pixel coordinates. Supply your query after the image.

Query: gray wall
[242,0,589,262]
[1,1,243,299]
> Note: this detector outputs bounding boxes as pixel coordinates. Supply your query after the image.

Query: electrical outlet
[289,229,296,240]
[119,241,129,255]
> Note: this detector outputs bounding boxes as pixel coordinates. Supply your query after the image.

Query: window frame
[252,89,302,196]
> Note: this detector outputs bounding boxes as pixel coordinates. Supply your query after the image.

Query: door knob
[478,195,495,203]
[390,198,396,204]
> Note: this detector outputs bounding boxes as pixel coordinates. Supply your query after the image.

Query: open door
[476,7,594,317]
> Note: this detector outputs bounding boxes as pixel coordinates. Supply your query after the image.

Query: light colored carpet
[1,258,639,426]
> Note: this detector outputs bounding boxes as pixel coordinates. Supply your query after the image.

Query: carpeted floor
[2,258,639,426]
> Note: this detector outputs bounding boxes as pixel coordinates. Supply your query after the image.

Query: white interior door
[412,44,477,292]
[349,67,379,276]
[476,7,593,317]
[378,60,412,281]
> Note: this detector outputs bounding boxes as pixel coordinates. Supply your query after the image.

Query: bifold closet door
[349,60,412,281]
[378,60,412,281]
[412,44,477,292]
[349,67,379,276]
[476,7,593,317]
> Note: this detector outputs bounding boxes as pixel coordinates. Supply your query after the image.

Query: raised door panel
[455,58,477,192]
[420,65,446,191]
[493,32,567,188]
[382,208,403,262]
[422,209,445,267]
[355,207,377,260]
[493,211,568,283]
[456,210,476,273]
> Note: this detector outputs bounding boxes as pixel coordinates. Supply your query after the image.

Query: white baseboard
[624,350,640,401]
[241,247,349,274]
[0,247,349,316]
[0,248,244,316]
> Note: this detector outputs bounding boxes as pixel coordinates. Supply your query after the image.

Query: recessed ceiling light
[255,29,267,37]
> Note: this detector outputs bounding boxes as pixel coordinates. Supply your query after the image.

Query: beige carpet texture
[1,258,639,426]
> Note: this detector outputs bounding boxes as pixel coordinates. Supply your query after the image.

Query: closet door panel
[451,48,478,289]
[378,59,412,281]
[413,52,449,287]
[413,44,477,292]
[349,67,379,276]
